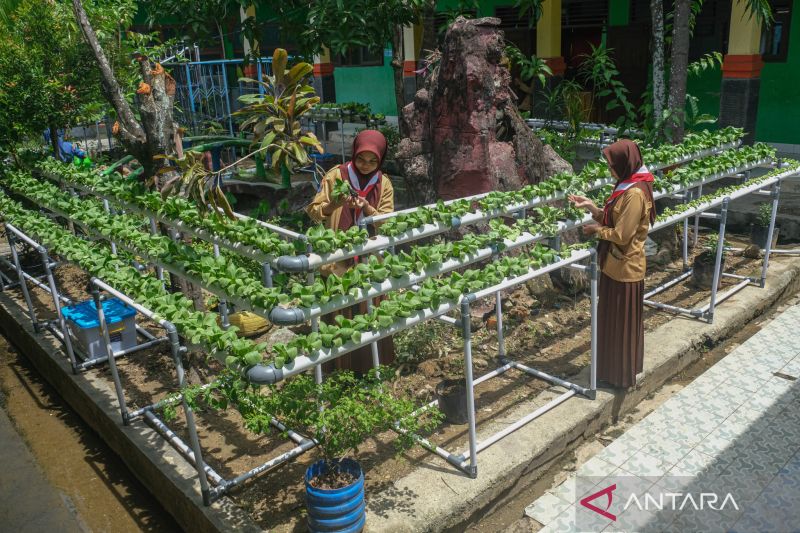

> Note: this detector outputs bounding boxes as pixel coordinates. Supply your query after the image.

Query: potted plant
[691,234,726,290]
[235,48,325,189]
[250,367,442,533]
[750,202,778,250]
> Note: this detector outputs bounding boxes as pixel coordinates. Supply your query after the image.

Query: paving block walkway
[525,303,800,533]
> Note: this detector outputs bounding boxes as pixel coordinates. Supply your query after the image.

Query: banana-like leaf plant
[235,48,324,188]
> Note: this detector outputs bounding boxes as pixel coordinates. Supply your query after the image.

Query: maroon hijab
[598,140,656,268]
[601,139,656,226]
[602,139,644,183]
[337,130,388,230]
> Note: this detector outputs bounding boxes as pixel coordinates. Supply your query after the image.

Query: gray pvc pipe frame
[444,249,598,478]
[89,277,212,505]
[4,225,40,332]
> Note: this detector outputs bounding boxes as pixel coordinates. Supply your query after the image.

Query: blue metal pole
[185,63,196,131]
[220,63,234,136]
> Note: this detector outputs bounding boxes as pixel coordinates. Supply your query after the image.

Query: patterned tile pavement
[524,303,800,532]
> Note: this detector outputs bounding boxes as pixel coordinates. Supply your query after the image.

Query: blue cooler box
[62,298,137,358]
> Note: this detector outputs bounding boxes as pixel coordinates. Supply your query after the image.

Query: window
[688,0,731,61]
[562,0,608,28]
[495,5,536,55]
[334,47,384,67]
[761,0,793,62]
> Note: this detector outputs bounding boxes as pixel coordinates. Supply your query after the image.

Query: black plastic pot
[691,252,727,290]
[750,224,779,250]
[436,379,469,425]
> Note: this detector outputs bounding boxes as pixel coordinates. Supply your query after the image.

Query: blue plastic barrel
[305,459,365,533]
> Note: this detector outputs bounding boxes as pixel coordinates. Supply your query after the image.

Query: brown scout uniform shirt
[595,187,653,283]
[306,167,394,232]
[305,167,394,276]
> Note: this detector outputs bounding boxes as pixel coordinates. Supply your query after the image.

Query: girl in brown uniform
[306,130,395,373]
[569,140,656,388]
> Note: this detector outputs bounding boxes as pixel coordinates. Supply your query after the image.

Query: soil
[0,227,786,532]
[308,468,359,491]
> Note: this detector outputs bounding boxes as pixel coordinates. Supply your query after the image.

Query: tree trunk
[72,0,145,150]
[667,0,691,142]
[421,0,437,55]
[72,0,176,181]
[650,0,666,129]
[391,26,406,134]
[48,124,61,161]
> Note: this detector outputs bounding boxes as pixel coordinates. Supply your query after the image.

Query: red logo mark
[580,483,617,521]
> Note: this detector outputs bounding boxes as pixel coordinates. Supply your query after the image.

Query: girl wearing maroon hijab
[306,129,396,373]
[568,140,656,388]
[307,129,394,237]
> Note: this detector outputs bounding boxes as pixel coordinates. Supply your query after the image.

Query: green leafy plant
[577,44,636,128]
[209,367,443,467]
[235,48,324,188]
[331,179,354,203]
[505,43,552,87]
[756,202,773,227]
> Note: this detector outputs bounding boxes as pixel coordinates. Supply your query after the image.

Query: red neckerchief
[602,170,654,225]
[346,162,381,226]
[345,162,382,264]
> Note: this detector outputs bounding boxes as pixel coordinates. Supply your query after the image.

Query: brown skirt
[322,298,395,375]
[597,272,644,388]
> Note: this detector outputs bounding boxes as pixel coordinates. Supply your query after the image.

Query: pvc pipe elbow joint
[269,306,305,326]
[247,364,284,385]
[275,255,309,273]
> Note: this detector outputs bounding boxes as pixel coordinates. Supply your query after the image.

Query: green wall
[333,57,398,115]
[687,67,723,131]
[756,5,800,144]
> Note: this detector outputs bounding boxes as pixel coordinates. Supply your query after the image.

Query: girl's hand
[322,194,347,216]
[582,223,601,236]
[568,194,596,211]
[346,196,370,210]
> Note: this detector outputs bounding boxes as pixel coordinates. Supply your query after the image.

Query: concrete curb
[366,258,800,532]
[0,294,261,533]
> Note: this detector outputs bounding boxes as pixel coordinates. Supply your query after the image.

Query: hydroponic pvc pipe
[364,140,740,225]
[294,148,757,272]
[249,250,592,385]
[270,160,769,324]
[759,180,781,287]
[91,277,213,504]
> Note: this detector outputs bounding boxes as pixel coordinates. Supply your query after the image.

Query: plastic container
[62,298,137,359]
[305,458,365,533]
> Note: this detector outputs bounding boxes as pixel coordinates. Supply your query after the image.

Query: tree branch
[71,0,145,143]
